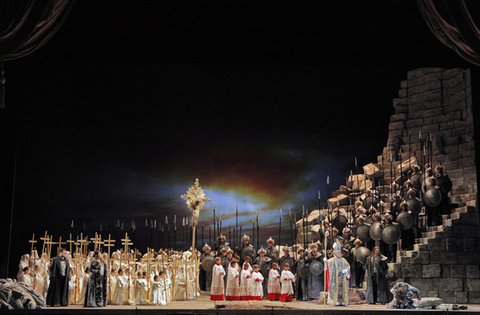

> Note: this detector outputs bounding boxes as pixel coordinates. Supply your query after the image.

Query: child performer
[251,264,264,301]
[210,257,226,301]
[151,273,166,306]
[239,262,252,300]
[134,271,149,305]
[267,262,281,300]
[225,261,240,301]
[280,263,295,302]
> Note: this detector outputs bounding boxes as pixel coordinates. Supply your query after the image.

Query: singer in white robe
[225,262,240,301]
[150,276,166,306]
[134,273,149,305]
[77,269,90,305]
[210,258,225,301]
[112,271,130,305]
[239,264,252,300]
[280,267,295,302]
[251,268,264,301]
[174,266,187,301]
[267,264,281,300]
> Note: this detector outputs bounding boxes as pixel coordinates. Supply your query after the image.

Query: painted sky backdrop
[0,0,476,277]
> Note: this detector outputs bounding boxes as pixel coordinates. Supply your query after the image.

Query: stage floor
[5,298,480,315]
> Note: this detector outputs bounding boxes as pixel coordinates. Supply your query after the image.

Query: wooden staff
[327,175,331,222]
[256,213,260,250]
[279,209,283,247]
[289,208,293,249]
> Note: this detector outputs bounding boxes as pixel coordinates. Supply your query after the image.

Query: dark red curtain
[0,0,75,107]
[417,0,480,66]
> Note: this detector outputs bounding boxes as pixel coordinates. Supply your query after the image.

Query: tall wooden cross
[29,234,37,253]
[67,234,75,254]
[57,236,67,250]
[40,231,50,256]
[46,236,56,258]
[103,234,115,258]
[91,233,104,252]
[82,235,91,255]
[121,232,133,255]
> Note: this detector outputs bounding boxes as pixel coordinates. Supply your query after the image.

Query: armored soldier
[237,235,255,266]
[265,237,279,263]
[199,244,214,291]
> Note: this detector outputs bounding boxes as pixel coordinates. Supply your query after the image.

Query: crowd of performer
[15,163,450,307]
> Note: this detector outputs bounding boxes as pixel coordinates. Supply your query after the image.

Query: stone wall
[383,67,477,205]
[385,68,479,304]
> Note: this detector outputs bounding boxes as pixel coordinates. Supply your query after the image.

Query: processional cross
[180,178,212,300]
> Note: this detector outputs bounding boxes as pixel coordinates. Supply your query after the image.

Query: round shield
[333,215,347,234]
[423,188,442,208]
[309,260,323,276]
[280,257,294,272]
[354,246,371,265]
[356,224,371,243]
[365,215,374,225]
[201,256,215,272]
[422,177,434,193]
[406,197,421,216]
[363,196,379,210]
[241,246,255,261]
[396,211,414,230]
[436,175,452,194]
[296,261,306,279]
[410,173,423,192]
[382,224,401,244]
[369,221,383,241]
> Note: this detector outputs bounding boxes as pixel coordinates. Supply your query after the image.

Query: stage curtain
[417,0,480,66]
[0,0,75,107]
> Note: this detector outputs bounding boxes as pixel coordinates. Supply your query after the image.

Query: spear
[289,208,293,249]
[235,205,239,251]
[182,217,186,250]
[252,213,256,249]
[318,190,321,222]
[390,152,393,200]
[355,157,360,192]
[381,153,384,188]
[201,225,204,249]
[256,212,260,250]
[327,175,330,222]
[239,221,242,246]
[174,215,177,250]
[213,205,216,242]
[278,209,282,249]
[408,133,411,172]
[399,148,403,187]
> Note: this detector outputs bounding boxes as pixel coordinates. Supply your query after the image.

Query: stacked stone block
[384,68,479,303]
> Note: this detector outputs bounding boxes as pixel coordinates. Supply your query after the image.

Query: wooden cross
[29,234,37,253]
[103,234,115,258]
[77,233,88,256]
[40,231,50,256]
[46,235,56,258]
[121,232,133,255]
[67,234,75,254]
[91,233,104,252]
[57,236,67,250]
[82,236,91,255]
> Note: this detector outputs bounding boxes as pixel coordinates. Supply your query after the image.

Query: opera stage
[1,297,479,315]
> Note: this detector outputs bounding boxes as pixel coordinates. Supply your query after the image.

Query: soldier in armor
[381,213,398,262]
[305,243,324,300]
[294,248,307,301]
[327,227,342,250]
[237,234,255,265]
[350,239,365,288]
[399,201,415,250]
[199,244,214,292]
[265,237,279,263]
[214,234,229,254]
[435,165,452,217]
[254,248,271,298]
[341,227,354,264]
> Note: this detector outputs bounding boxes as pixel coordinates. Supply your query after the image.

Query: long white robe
[251,271,264,300]
[108,274,117,304]
[151,280,166,306]
[225,266,239,300]
[210,263,225,301]
[135,278,149,305]
[34,272,46,298]
[68,274,76,304]
[20,274,32,287]
[186,265,197,300]
[174,268,187,301]
[112,275,129,305]
[164,277,172,304]
[77,273,89,305]
[280,270,295,301]
[267,268,280,300]
[239,269,252,300]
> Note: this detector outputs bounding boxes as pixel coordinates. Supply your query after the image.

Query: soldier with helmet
[237,234,255,266]
[199,244,214,292]
[265,237,279,263]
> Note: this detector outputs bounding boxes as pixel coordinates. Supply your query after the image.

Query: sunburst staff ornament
[180,178,212,226]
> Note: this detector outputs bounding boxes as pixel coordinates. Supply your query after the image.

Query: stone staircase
[387,198,480,304]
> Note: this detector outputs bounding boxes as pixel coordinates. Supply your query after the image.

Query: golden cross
[40,231,50,256]
[121,232,133,255]
[103,234,115,258]
[67,233,75,254]
[57,236,67,249]
[91,233,104,252]
[29,234,37,253]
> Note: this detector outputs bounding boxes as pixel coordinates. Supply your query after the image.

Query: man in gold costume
[324,241,350,306]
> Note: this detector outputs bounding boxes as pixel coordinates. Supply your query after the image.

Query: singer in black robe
[46,249,71,306]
